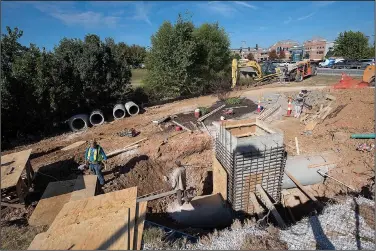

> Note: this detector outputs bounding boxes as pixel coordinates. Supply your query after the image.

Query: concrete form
[215,118,286,214]
[68,114,89,132]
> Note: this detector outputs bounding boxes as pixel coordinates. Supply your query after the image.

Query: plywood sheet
[28,209,130,250]
[61,141,86,151]
[1,149,32,189]
[212,154,227,200]
[70,175,97,202]
[134,201,148,250]
[48,186,137,249]
[29,180,77,226]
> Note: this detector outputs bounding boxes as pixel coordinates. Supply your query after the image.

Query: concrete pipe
[68,114,89,132]
[125,101,140,116]
[113,104,126,119]
[89,110,105,126]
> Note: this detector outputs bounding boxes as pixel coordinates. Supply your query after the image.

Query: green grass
[225,97,242,105]
[198,107,210,116]
[131,69,147,87]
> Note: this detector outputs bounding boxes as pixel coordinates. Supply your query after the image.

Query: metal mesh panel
[215,135,286,214]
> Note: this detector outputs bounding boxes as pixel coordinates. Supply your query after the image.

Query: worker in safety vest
[171,160,189,206]
[84,139,107,185]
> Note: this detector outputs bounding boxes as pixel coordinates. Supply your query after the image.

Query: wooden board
[212,154,227,200]
[48,186,137,249]
[61,141,87,151]
[28,209,130,250]
[29,180,77,226]
[134,201,148,250]
[70,175,97,202]
[1,149,32,189]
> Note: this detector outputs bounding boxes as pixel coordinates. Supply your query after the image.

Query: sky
[1,1,375,50]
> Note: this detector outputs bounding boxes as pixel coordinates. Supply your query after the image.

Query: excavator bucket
[354,65,374,88]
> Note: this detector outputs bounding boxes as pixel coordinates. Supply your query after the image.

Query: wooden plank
[61,141,86,151]
[70,175,98,202]
[48,186,138,249]
[28,209,130,250]
[134,201,148,250]
[29,179,77,226]
[136,190,175,202]
[197,104,226,122]
[255,184,286,229]
[308,161,338,169]
[171,120,192,133]
[0,202,25,209]
[107,138,147,158]
[1,149,32,189]
[249,192,263,219]
[284,171,323,209]
[212,155,228,200]
[295,137,300,155]
[320,107,333,120]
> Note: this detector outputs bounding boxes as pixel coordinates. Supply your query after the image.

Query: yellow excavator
[231,59,282,88]
[361,65,375,86]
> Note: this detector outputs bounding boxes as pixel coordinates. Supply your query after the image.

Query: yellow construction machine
[231,59,281,88]
[361,65,375,86]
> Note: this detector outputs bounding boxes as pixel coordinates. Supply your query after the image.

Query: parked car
[359,59,375,68]
[332,60,362,69]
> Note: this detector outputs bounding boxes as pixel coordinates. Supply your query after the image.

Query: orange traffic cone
[257,100,261,113]
[287,98,292,116]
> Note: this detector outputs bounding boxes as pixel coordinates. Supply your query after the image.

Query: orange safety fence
[333,73,369,89]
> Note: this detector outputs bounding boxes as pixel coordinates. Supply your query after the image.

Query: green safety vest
[87,146,103,162]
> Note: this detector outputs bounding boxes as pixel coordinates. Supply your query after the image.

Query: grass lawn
[131,69,147,87]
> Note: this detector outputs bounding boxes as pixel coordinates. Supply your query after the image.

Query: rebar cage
[215,130,286,214]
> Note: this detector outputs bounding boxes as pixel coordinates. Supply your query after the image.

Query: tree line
[1,26,147,144]
[1,14,231,146]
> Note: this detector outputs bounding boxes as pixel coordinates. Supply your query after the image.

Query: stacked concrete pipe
[125,101,140,116]
[68,114,90,132]
[89,110,105,126]
[113,104,126,119]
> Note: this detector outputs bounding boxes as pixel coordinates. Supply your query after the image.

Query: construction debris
[356,143,375,152]
[171,120,192,133]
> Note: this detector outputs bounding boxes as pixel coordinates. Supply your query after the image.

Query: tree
[333,31,371,60]
[268,49,278,60]
[233,53,241,60]
[246,53,255,61]
[325,49,334,58]
[279,50,286,59]
[145,14,231,99]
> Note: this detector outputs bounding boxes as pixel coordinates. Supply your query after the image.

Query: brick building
[269,40,299,59]
[303,37,327,60]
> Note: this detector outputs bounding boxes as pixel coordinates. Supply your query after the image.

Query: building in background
[269,40,299,59]
[304,37,327,60]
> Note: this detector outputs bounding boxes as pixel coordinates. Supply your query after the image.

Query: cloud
[284,17,292,24]
[131,1,152,26]
[297,12,315,21]
[234,1,257,9]
[205,2,237,17]
[32,2,122,28]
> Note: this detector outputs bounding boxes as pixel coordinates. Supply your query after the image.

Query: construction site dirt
[1,78,374,249]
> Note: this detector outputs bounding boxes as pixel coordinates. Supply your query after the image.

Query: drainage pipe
[113,104,126,119]
[89,110,105,126]
[282,154,337,189]
[68,114,89,132]
[350,133,375,139]
[125,101,140,116]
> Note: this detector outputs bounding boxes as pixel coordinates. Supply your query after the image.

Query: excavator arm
[232,59,263,88]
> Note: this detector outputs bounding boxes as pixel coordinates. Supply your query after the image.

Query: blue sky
[1,1,375,50]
